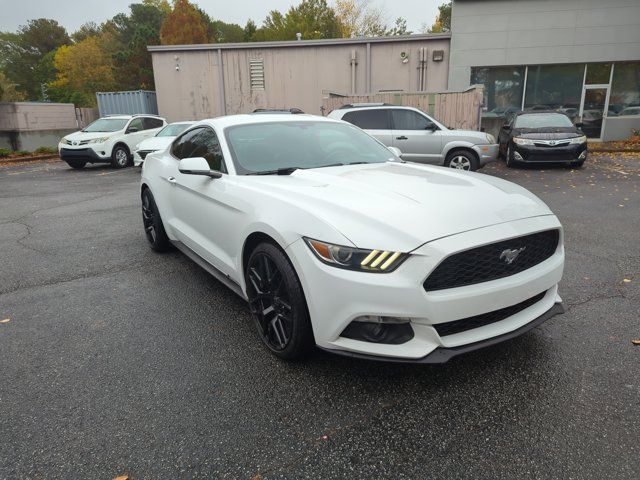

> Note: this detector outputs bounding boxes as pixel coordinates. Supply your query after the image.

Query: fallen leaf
[113,476,128,480]
[632,340,640,346]
[623,278,632,283]
[0,318,10,323]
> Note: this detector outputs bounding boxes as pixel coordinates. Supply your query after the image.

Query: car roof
[196,113,341,129]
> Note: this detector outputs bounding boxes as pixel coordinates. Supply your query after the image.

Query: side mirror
[178,157,222,178]
[575,122,584,129]
[425,122,437,131]
[127,127,139,134]
[387,146,402,157]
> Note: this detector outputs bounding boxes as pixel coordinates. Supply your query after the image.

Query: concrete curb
[0,154,59,165]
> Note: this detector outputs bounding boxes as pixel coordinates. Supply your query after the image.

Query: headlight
[513,137,534,146]
[570,135,587,144]
[61,138,72,145]
[485,133,496,144]
[88,136,110,144]
[304,238,407,273]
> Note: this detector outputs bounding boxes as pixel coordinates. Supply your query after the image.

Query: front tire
[141,189,171,252]
[111,145,131,169]
[245,243,314,360]
[505,144,517,168]
[445,149,479,171]
[67,161,86,169]
[570,160,585,168]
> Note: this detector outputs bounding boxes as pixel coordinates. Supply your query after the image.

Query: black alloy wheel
[245,243,313,359]
[141,189,171,252]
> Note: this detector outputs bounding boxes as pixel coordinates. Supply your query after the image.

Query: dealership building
[149,0,640,141]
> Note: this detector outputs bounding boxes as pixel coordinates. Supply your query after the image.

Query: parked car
[133,121,195,166]
[619,106,640,116]
[140,113,565,362]
[498,111,587,168]
[328,105,498,171]
[59,114,167,169]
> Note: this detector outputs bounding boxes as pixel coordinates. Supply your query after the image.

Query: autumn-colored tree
[254,0,342,41]
[160,0,209,45]
[50,37,116,106]
[0,71,25,101]
[426,2,452,33]
[334,0,387,37]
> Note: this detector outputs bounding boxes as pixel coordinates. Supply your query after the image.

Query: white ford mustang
[140,113,565,362]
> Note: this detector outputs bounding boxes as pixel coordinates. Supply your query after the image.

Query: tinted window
[171,128,204,159]
[391,110,432,130]
[226,121,398,175]
[128,118,143,131]
[189,128,226,172]
[342,109,390,129]
[143,117,164,129]
[514,113,573,128]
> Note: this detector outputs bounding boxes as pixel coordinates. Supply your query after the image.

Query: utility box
[96,90,158,116]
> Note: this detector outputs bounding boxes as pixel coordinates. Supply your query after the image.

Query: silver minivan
[329,104,498,171]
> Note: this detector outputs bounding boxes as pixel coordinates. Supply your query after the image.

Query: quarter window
[342,109,390,129]
[391,110,432,130]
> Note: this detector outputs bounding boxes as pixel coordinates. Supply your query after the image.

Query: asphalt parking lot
[1,155,639,479]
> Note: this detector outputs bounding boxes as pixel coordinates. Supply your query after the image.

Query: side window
[189,128,227,173]
[127,118,144,132]
[391,110,432,130]
[171,128,204,159]
[342,109,390,129]
[143,117,164,130]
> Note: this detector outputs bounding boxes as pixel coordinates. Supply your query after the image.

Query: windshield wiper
[248,167,303,175]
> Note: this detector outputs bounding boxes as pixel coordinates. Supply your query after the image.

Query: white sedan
[133,121,195,166]
[140,113,565,362]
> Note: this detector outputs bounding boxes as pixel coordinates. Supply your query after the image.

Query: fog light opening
[341,316,414,344]
[579,150,586,160]
[513,151,524,161]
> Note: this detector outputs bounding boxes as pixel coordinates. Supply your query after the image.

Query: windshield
[157,123,192,137]
[226,121,397,175]
[83,118,128,132]
[515,113,573,128]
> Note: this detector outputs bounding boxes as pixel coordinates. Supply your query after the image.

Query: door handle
[167,176,176,184]
[396,136,408,140]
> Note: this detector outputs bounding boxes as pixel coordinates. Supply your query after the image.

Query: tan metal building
[148,34,451,122]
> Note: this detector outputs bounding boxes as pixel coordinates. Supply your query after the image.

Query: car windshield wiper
[248,167,303,175]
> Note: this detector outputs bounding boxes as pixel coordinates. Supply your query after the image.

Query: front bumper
[59,145,111,163]
[286,215,564,361]
[472,143,499,166]
[133,149,155,167]
[512,143,587,163]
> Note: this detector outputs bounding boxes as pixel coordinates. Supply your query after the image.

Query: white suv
[59,115,167,169]
[328,105,498,171]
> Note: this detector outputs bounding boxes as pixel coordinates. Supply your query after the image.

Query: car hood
[243,162,554,251]
[512,128,581,139]
[136,136,174,151]
[64,130,119,141]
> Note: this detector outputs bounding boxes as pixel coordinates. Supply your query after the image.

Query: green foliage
[71,22,101,43]
[386,17,411,36]
[0,71,25,101]
[0,19,70,100]
[427,2,452,33]
[16,150,31,156]
[243,20,257,42]
[34,146,58,154]
[0,148,12,158]
[254,0,342,41]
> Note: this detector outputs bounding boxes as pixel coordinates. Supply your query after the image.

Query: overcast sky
[0,0,441,36]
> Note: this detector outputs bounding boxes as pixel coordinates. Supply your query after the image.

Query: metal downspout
[217,48,227,115]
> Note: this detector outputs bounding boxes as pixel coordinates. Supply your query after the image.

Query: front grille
[423,229,559,291]
[138,150,152,160]
[433,291,547,337]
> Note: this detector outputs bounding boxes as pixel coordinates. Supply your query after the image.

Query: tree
[243,20,257,42]
[50,36,116,107]
[426,1,451,33]
[254,0,342,41]
[0,71,25,101]
[160,0,209,45]
[334,0,387,37]
[71,22,101,43]
[386,17,411,36]
[0,19,70,100]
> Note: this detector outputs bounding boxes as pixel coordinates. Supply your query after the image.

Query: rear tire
[111,145,131,169]
[445,149,479,171]
[245,242,314,360]
[141,189,171,252]
[67,161,86,170]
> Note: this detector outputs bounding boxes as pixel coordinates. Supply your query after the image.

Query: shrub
[0,148,11,158]
[16,150,31,156]
[34,146,58,154]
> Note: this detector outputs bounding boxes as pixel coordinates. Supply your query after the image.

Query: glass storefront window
[610,62,640,116]
[471,66,525,118]
[585,63,612,84]
[524,64,585,112]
